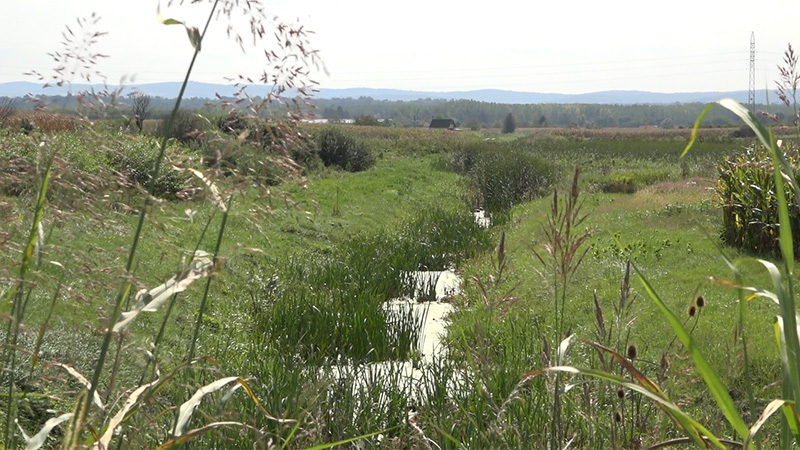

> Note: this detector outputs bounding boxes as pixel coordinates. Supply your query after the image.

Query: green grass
[2,116,794,448]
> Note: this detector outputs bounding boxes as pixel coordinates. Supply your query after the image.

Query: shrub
[316,126,375,172]
[469,145,557,212]
[502,112,516,134]
[106,138,188,198]
[157,109,207,144]
[214,111,248,135]
[19,117,35,135]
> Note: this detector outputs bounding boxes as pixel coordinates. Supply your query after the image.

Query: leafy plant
[316,126,375,172]
[717,144,800,256]
[469,145,557,213]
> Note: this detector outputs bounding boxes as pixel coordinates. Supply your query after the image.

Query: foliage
[315,126,375,172]
[716,144,800,256]
[0,2,329,448]
[106,138,188,198]
[309,96,764,128]
[451,141,557,213]
[502,112,517,134]
[157,109,208,144]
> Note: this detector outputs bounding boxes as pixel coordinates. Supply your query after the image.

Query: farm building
[429,118,457,130]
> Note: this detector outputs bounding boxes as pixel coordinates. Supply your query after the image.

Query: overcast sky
[2,0,799,95]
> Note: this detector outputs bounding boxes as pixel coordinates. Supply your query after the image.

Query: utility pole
[749,31,756,113]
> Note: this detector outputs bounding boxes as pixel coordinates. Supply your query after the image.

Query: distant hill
[0,81,780,105]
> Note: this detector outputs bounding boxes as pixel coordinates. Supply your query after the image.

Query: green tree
[502,112,516,134]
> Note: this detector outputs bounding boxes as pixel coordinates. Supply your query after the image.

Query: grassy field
[1,115,795,448]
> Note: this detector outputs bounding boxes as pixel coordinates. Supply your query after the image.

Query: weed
[316,126,375,172]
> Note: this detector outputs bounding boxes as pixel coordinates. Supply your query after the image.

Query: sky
[2,0,800,95]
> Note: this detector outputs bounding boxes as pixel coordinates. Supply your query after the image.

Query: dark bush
[316,127,375,172]
[731,126,756,138]
[215,111,248,135]
[452,142,556,212]
[157,110,207,144]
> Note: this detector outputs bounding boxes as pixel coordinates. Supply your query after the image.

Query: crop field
[2,104,799,449]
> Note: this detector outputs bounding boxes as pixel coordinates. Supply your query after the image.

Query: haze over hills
[0,81,778,105]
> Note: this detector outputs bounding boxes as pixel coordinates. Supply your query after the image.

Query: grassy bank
[1,118,790,448]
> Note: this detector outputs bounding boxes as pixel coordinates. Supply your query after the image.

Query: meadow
[4,96,797,449]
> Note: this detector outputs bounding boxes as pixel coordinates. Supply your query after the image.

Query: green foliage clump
[19,117,35,135]
[106,138,188,198]
[502,112,516,134]
[717,145,800,256]
[451,141,557,213]
[316,126,375,172]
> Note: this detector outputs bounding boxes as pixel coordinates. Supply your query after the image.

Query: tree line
[3,93,794,129]
[314,97,794,129]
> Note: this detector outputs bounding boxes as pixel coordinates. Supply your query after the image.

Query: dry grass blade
[114,251,214,332]
[15,413,73,450]
[556,334,574,365]
[233,377,296,424]
[93,378,161,450]
[174,376,240,437]
[744,399,791,449]
[173,376,294,438]
[47,363,104,410]
[157,422,245,450]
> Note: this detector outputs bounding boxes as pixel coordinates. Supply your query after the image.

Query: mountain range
[0,81,780,105]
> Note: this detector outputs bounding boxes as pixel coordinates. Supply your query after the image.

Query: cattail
[688,305,696,317]
[695,295,705,308]
[627,344,638,360]
[617,388,625,399]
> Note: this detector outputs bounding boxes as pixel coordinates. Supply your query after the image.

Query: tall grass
[0,2,333,448]
[525,98,800,449]
[244,205,491,362]
[449,140,558,214]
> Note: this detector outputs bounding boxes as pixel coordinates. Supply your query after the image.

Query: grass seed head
[617,388,625,399]
[614,411,622,422]
[626,344,637,360]
[695,295,705,308]
[688,305,696,317]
